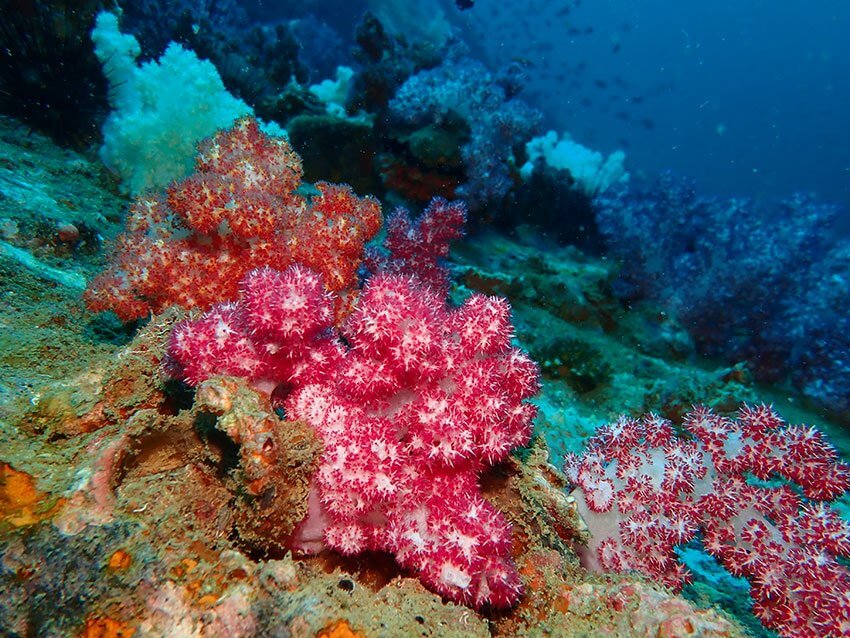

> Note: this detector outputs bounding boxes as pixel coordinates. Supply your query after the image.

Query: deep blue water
[449,0,850,214]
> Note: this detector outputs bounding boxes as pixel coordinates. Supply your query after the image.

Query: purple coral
[595,172,850,418]
[389,54,542,209]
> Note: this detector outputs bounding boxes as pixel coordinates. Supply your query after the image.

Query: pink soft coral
[168,266,539,608]
[167,265,342,390]
[565,405,850,637]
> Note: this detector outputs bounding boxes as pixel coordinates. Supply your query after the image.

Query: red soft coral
[85,117,381,321]
[366,197,467,296]
[168,267,539,609]
[565,406,850,637]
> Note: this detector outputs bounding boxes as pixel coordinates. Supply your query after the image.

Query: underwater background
[458,0,850,208]
[0,0,848,636]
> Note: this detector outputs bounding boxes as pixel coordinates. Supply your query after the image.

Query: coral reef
[91,12,285,194]
[595,172,850,420]
[365,196,467,296]
[388,51,542,210]
[166,265,341,388]
[118,0,309,111]
[521,130,629,197]
[285,277,538,609]
[346,12,443,115]
[0,296,746,635]
[488,163,601,248]
[778,243,850,420]
[4,72,847,636]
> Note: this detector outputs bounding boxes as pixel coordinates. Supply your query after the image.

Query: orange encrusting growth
[106,549,132,571]
[315,620,367,638]
[79,616,136,638]
[0,463,61,528]
[85,117,382,322]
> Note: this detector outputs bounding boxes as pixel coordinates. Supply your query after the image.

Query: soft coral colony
[85,117,382,321]
[85,117,850,632]
[169,266,538,607]
[86,116,536,608]
[566,405,850,636]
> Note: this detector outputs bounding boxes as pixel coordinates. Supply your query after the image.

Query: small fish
[611,43,621,53]
[628,95,644,104]
[640,118,656,130]
[594,79,608,89]
[455,0,474,9]
[511,57,536,67]
[555,6,571,17]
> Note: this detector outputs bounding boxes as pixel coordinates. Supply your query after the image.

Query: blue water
[452,0,850,212]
